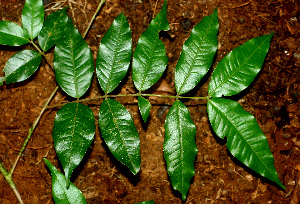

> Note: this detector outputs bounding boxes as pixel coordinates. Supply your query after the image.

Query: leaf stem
[82,0,106,39]
[30,40,54,69]
[47,93,209,109]
[9,86,59,175]
[0,162,24,204]
[30,40,44,55]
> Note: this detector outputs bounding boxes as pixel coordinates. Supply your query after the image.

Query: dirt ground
[0,0,299,203]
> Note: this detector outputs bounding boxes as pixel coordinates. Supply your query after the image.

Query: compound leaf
[132,0,169,91]
[164,100,197,200]
[44,159,87,204]
[99,98,141,175]
[208,33,273,97]
[38,8,68,52]
[3,50,41,84]
[175,8,218,95]
[0,21,29,46]
[54,18,94,99]
[96,13,132,94]
[207,98,285,189]
[53,103,95,187]
[22,0,44,40]
[138,96,151,123]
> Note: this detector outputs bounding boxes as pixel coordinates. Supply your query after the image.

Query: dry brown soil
[0,0,300,203]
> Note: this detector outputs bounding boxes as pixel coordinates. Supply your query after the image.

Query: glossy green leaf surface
[96,13,132,94]
[21,0,44,40]
[132,0,169,91]
[0,21,29,46]
[38,8,68,52]
[175,8,218,95]
[208,33,273,97]
[207,98,285,189]
[53,103,95,187]
[138,96,151,123]
[54,18,94,99]
[44,159,87,204]
[3,50,41,84]
[99,98,141,175]
[163,100,198,200]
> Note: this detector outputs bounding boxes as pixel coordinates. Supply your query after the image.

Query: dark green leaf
[38,8,68,52]
[135,200,155,204]
[132,0,169,91]
[96,13,132,94]
[99,98,140,175]
[0,21,29,46]
[44,159,87,204]
[3,50,41,84]
[138,96,151,123]
[208,33,273,97]
[207,98,285,189]
[163,100,197,200]
[22,0,44,40]
[53,103,95,187]
[175,8,218,95]
[54,18,94,99]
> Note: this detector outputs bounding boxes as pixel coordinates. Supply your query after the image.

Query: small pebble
[157,105,168,119]
[87,3,92,10]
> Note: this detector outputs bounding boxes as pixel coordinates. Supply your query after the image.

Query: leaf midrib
[139,15,164,91]
[6,51,40,76]
[41,10,65,51]
[209,35,271,97]
[178,12,215,95]
[105,23,123,94]
[210,99,276,181]
[106,99,135,172]
[174,101,184,193]
[67,103,79,178]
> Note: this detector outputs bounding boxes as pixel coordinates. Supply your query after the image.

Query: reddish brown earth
[0,0,299,203]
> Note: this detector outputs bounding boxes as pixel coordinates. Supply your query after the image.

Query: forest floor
[0,0,299,203]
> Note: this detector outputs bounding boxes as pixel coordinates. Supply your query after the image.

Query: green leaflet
[207,98,285,189]
[44,159,87,204]
[175,8,218,95]
[3,50,41,84]
[38,8,68,52]
[138,96,151,123]
[132,0,169,91]
[0,21,29,46]
[99,98,141,175]
[96,13,132,94]
[163,100,197,200]
[52,103,95,187]
[208,33,273,97]
[54,18,94,99]
[21,0,44,40]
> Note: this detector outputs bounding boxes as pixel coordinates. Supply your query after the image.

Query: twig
[0,162,24,204]
[153,0,159,19]
[68,0,76,23]
[82,0,106,38]
[9,86,59,175]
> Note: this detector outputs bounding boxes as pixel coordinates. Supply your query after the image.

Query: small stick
[82,0,106,39]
